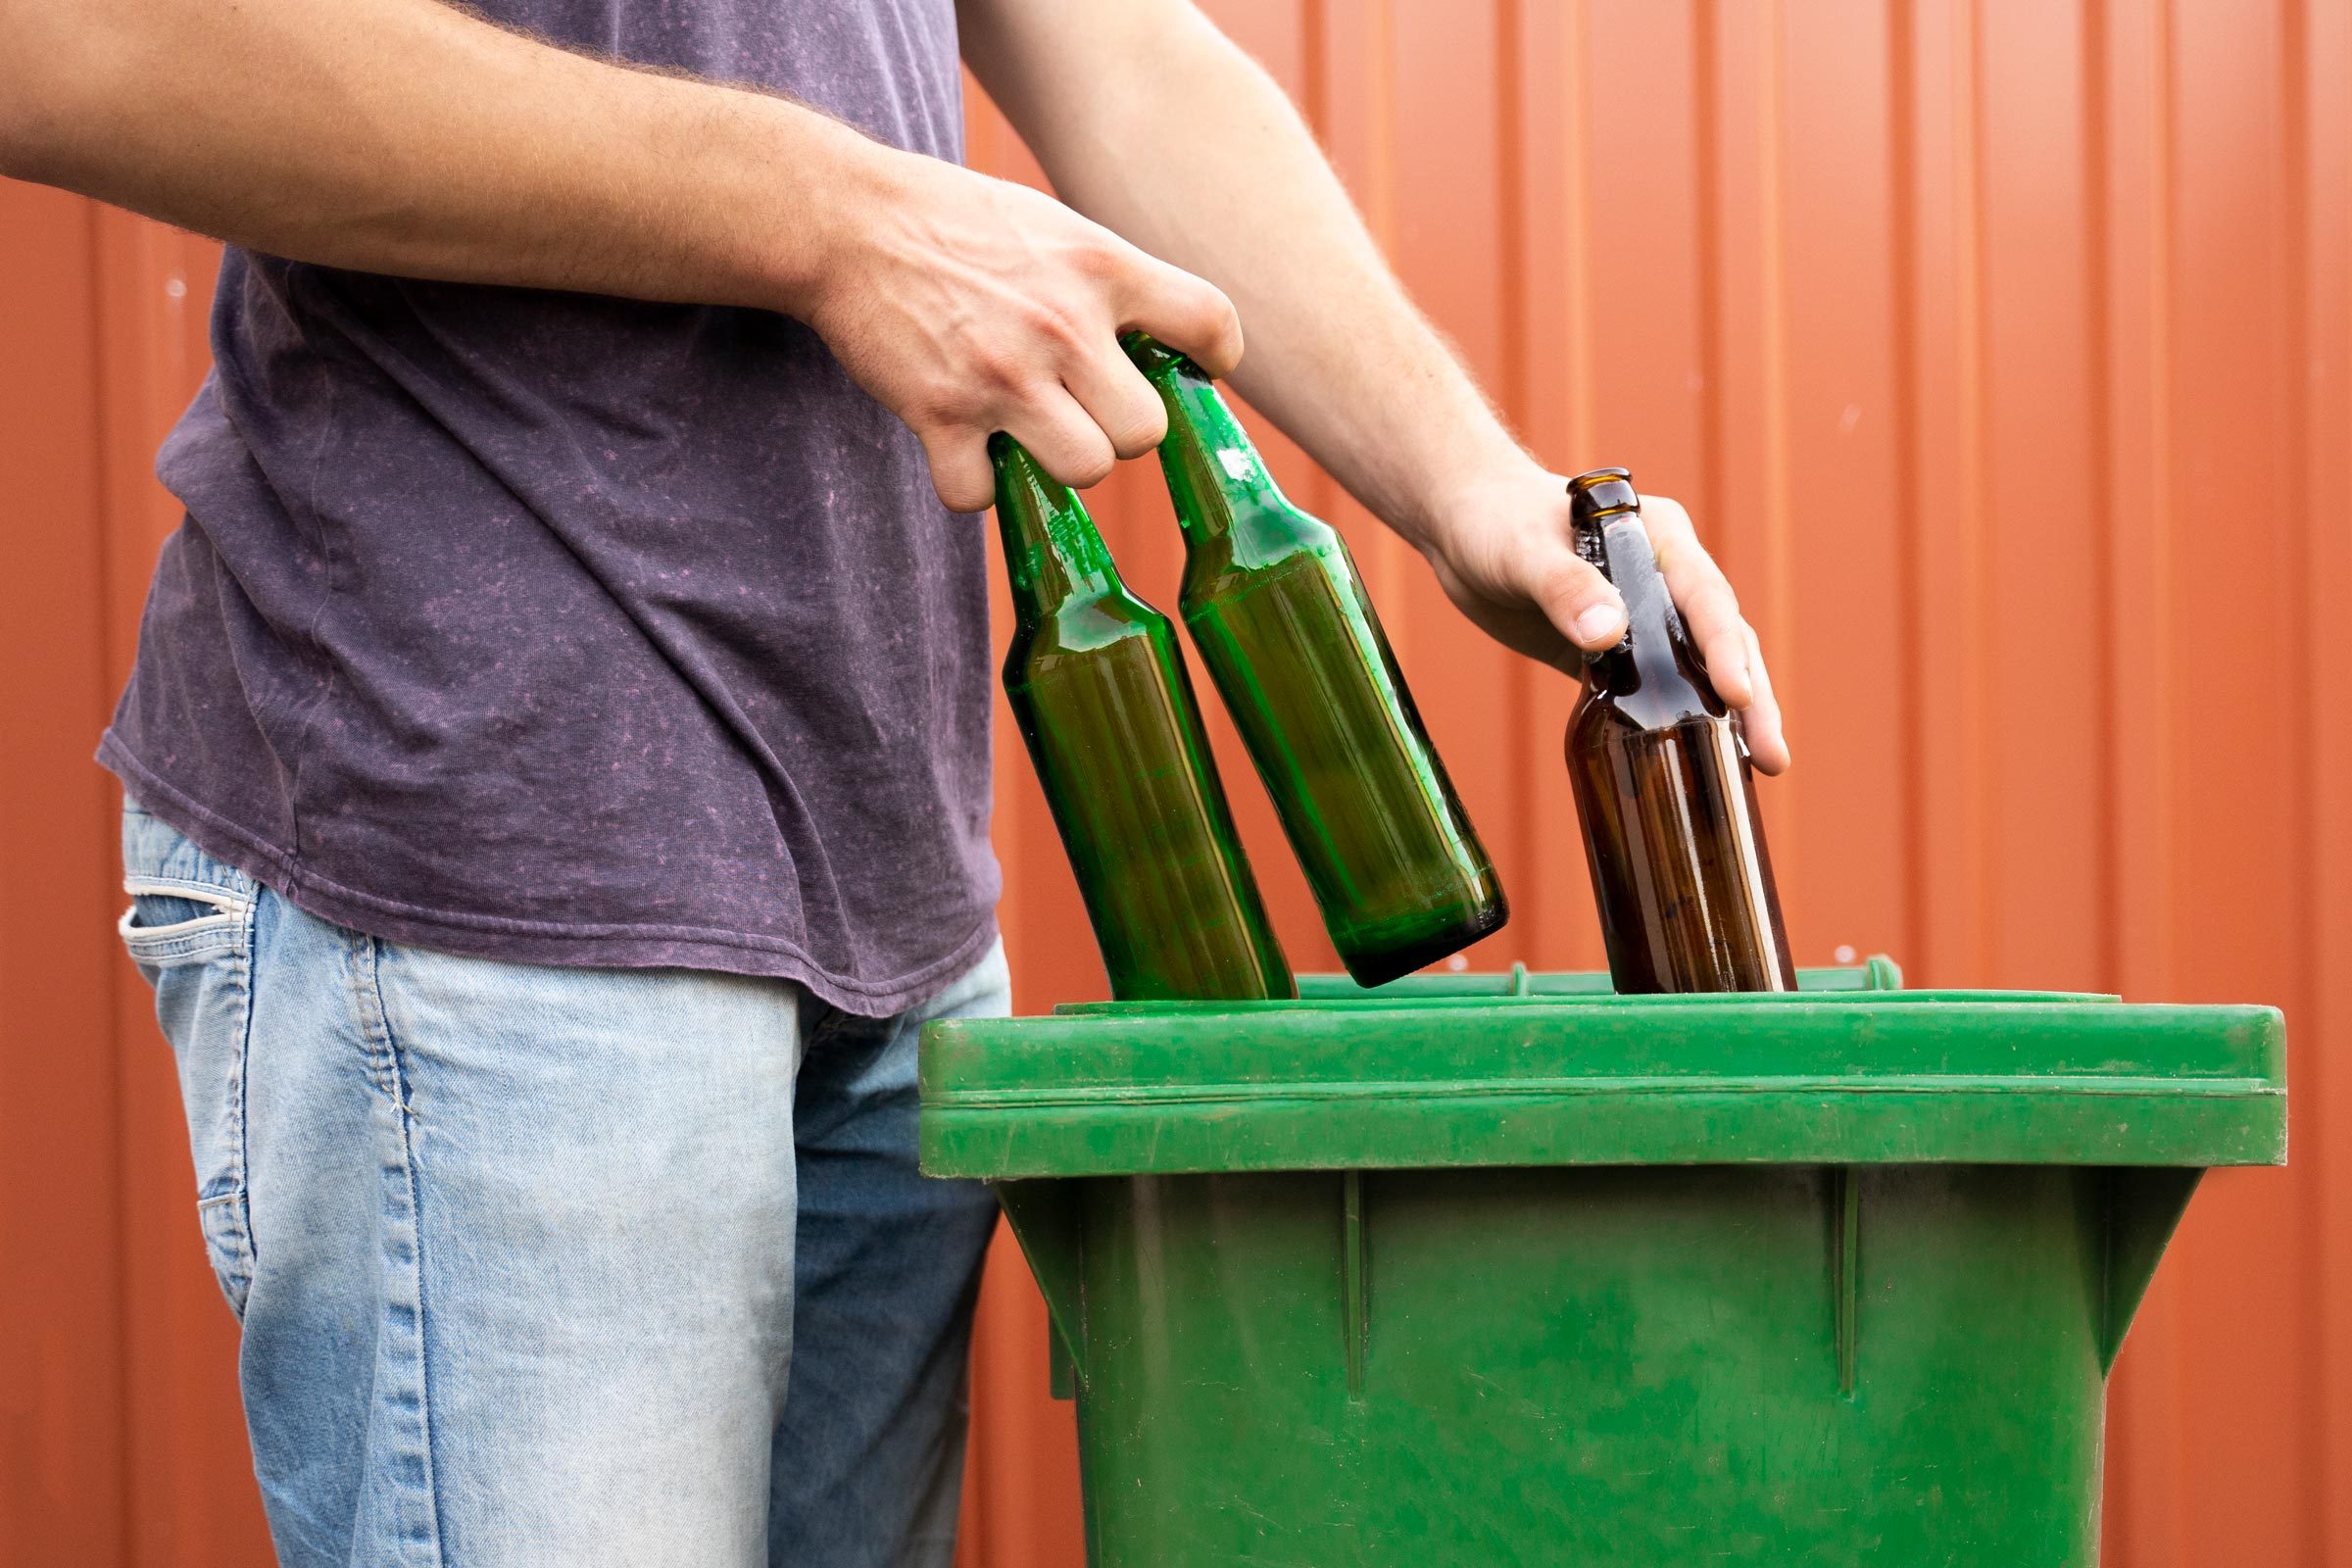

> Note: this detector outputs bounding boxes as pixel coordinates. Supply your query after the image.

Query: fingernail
[1574,605,1624,645]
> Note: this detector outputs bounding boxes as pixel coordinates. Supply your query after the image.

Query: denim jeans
[119,800,1006,1568]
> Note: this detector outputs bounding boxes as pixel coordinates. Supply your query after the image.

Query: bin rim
[918,977,2285,1180]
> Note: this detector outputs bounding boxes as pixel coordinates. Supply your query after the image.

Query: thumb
[1527,547,1629,653]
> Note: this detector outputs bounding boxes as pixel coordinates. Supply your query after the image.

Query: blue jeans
[119,800,1006,1567]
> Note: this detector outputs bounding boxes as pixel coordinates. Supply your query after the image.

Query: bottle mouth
[1567,468,1640,517]
[1121,330,1196,381]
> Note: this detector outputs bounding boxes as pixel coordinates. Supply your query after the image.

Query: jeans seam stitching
[353,936,448,1568]
[224,887,259,1304]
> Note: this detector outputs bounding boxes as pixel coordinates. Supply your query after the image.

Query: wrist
[692,92,903,319]
[1398,442,1552,560]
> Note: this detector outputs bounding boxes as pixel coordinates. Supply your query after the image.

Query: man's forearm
[0,0,870,313]
[2,0,1247,516]
[968,0,1790,768]
[963,0,1531,549]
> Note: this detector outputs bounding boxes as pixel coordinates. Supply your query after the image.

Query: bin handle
[996,1179,1088,1393]
[2098,1167,2202,1372]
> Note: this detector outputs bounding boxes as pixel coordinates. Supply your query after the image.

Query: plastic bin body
[919,965,2285,1567]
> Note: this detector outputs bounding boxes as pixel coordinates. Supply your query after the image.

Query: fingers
[920,426,998,514]
[1060,344,1168,460]
[883,187,1235,508]
[916,241,1226,508]
[1006,389,1120,492]
[1115,253,1245,378]
[1637,493,1751,705]
[1636,492,1788,768]
[1739,622,1790,773]
[921,389,1119,514]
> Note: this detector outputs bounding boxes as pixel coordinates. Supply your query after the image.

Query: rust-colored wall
[4,2,2346,1563]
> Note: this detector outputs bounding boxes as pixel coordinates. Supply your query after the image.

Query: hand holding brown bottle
[1411,462,1789,775]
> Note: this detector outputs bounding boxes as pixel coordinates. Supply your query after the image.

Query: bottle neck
[992,436,1119,615]
[1575,501,1722,721]
[1126,333,1291,551]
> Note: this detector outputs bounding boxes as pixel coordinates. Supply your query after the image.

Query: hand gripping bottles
[1563,468,1796,993]
[992,434,1294,1001]
[1126,334,1507,987]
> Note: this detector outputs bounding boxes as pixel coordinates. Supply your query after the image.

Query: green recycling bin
[918,961,2286,1566]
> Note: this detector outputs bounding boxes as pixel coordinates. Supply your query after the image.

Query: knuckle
[906,382,974,432]
[1068,235,1124,282]
[1212,293,1243,341]
[967,341,1030,397]
[1046,423,1117,486]
[933,465,993,513]
[1017,294,1069,340]
[1194,293,1243,364]
[1109,417,1165,460]
[1047,302,1096,355]
[1109,393,1167,457]
[1006,297,1054,343]
[1062,435,1117,488]
[1017,297,1094,364]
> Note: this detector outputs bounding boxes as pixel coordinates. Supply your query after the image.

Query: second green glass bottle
[1126,334,1507,986]
[993,434,1294,1002]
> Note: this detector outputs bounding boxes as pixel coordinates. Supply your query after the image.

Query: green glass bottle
[1125,334,1507,987]
[992,435,1294,1002]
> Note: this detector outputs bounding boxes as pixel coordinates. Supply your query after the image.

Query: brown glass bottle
[1564,468,1796,993]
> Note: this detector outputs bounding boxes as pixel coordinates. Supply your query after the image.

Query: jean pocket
[120,877,250,967]
[121,870,261,1317]
[195,1189,256,1317]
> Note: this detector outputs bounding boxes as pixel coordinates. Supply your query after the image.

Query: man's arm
[961,0,1788,770]
[0,0,1239,509]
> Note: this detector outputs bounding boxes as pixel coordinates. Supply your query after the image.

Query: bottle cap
[1567,468,1640,517]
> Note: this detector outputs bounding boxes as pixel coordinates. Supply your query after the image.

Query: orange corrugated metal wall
[3,1,2345,1563]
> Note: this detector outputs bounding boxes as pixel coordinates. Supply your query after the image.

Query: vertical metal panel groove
[1733,0,1795,910]
[1958,0,1995,983]
[2275,0,2326,1551]
[1885,0,1927,978]
[1491,0,1536,946]
[2307,9,2352,1555]
[1560,0,1595,463]
[1755,0,1794,663]
[2081,0,2123,998]
[2146,0,2180,998]
[1691,4,1725,535]
[2273,1,2326,1555]
[1300,0,1327,134]
[72,194,139,1568]
[2091,5,2182,1549]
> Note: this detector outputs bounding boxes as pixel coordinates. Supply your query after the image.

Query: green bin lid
[918,962,2285,1179]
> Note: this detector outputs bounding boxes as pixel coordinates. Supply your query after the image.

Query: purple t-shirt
[98,0,1000,1015]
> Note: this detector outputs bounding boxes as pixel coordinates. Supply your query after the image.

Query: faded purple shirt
[98,0,1000,1015]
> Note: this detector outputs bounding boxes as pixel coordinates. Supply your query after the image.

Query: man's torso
[102,0,1000,1015]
